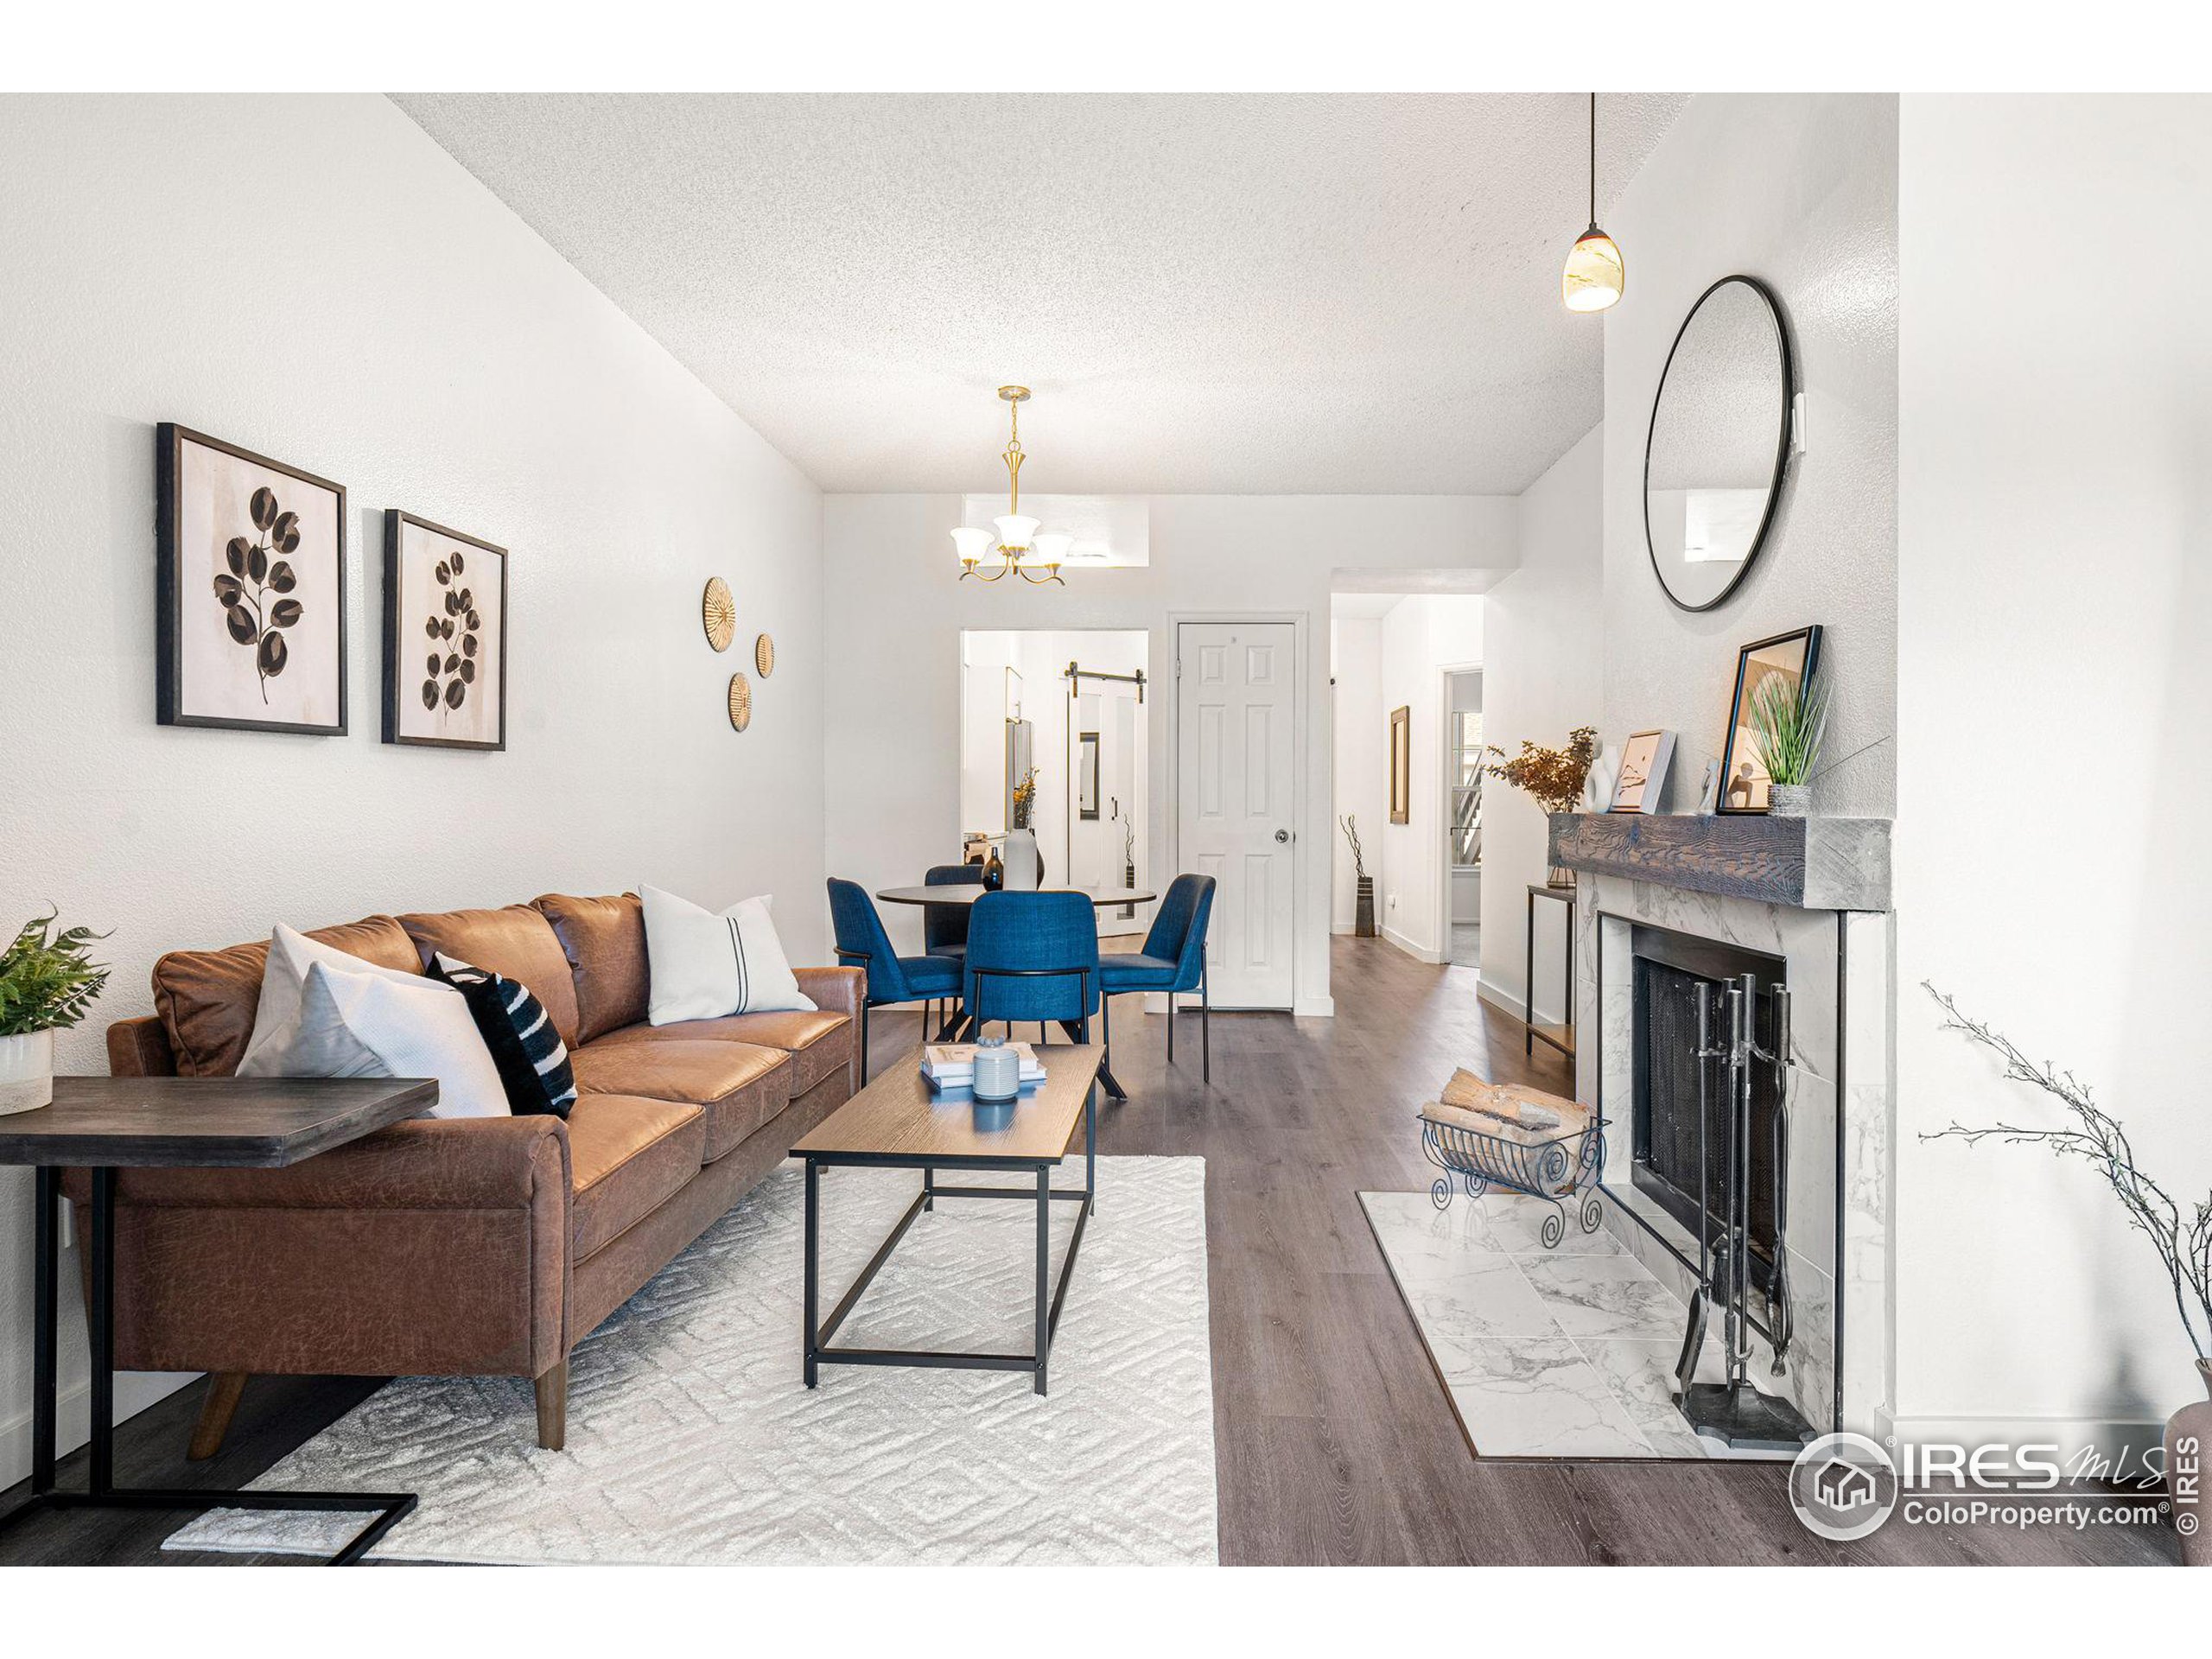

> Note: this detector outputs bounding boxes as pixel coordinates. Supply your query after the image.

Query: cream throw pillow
[641,884,815,1026]
[237,959,509,1119]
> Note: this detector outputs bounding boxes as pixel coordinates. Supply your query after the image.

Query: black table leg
[31,1166,57,1496]
[0,1165,417,1566]
[803,1157,821,1388]
[1058,1018,1128,1100]
[1033,1163,1051,1395]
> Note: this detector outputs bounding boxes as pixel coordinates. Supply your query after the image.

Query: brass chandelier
[953,385,1071,585]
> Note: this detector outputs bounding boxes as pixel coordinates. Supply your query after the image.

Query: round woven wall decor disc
[727,672,753,732]
[702,578,735,652]
[754,632,776,677]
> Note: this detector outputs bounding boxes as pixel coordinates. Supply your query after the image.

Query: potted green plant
[1749,668,1829,817]
[1923,985,2211,1563]
[0,912,111,1116]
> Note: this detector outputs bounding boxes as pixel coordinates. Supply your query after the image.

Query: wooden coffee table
[791,1044,1102,1395]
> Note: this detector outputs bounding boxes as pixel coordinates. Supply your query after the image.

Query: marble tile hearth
[1360,1190,1789,1460]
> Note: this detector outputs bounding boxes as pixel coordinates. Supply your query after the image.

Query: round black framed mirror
[1643,275,1794,613]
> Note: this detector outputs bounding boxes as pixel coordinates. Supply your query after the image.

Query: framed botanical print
[1609,728,1677,814]
[1718,625,1823,813]
[156,424,346,734]
[382,511,508,751]
[1389,705,1412,824]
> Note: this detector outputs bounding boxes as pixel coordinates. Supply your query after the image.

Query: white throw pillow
[641,884,816,1026]
[237,960,511,1120]
[238,922,427,1074]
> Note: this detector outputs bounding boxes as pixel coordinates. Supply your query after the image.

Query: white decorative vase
[1003,828,1040,891]
[0,1029,55,1116]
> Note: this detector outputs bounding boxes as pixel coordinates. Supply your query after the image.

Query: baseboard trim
[0,1370,199,1490]
[1381,925,1443,965]
[1477,974,1565,1031]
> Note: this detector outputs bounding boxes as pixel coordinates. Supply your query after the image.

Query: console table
[0,1076,437,1566]
[1524,883,1577,1061]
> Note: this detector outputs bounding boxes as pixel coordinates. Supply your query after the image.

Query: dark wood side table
[1524,883,1577,1062]
[0,1075,438,1566]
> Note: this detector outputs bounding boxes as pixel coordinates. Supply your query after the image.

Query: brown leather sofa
[93,891,859,1456]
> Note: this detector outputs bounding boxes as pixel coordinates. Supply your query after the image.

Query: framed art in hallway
[1718,626,1822,813]
[1609,728,1676,813]
[1389,704,1411,823]
[156,423,346,735]
[382,511,509,751]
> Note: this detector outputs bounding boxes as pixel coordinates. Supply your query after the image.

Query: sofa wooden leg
[535,1359,569,1451]
[187,1370,249,1462]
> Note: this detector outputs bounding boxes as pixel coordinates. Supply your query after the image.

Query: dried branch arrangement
[1484,727,1598,817]
[1923,983,2211,1363]
[1338,813,1366,879]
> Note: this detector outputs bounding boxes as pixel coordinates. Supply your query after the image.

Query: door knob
[1274,829,1290,843]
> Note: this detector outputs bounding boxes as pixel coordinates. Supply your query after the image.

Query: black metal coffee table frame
[0,1167,415,1566]
[801,1081,1096,1396]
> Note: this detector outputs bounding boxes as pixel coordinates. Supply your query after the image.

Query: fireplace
[1630,925,1787,1293]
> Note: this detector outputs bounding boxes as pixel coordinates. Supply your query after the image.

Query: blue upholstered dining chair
[826,878,964,1083]
[1098,874,1217,1082]
[920,864,982,1035]
[963,891,1100,1046]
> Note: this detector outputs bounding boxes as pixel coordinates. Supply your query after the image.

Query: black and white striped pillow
[431,953,576,1118]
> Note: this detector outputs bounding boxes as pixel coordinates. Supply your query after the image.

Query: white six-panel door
[1176,621,1296,1008]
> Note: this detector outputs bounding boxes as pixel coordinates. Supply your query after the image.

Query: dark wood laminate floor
[0,937,2177,1567]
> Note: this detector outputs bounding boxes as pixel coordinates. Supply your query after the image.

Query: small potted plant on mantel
[0,911,111,1116]
[1750,666,1830,817]
[1485,727,1597,887]
[1923,985,2212,1564]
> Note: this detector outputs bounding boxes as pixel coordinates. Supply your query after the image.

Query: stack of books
[920,1042,1047,1096]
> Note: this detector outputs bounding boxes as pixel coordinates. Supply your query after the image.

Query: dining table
[874,880,1156,1100]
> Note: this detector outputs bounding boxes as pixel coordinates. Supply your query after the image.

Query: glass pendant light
[1562,93,1624,314]
[950,385,1067,585]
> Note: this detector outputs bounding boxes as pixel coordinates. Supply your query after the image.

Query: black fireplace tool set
[1673,972,1817,1452]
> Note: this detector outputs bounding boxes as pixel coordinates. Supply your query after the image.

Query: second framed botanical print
[383,512,508,751]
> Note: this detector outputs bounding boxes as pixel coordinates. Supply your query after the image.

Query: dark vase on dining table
[982,848,1004,891]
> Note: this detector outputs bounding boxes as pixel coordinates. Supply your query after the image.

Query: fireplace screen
[1632,938,1783,1286]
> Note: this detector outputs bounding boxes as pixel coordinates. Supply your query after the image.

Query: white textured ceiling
[397,93,1686,495]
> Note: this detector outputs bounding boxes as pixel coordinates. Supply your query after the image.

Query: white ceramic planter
[0,1028,55,1116]
[1769,783,1813,817]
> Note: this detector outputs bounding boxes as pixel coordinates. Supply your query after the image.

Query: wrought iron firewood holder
[1421,1109,1608,1249]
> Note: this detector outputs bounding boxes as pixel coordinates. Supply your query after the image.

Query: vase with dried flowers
[1486,727,1598,887]
[1004,766,1042,891]
[1340,814,1376,938]
[1923,985,2212,1562]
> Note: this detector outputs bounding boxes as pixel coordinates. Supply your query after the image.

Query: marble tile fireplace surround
[1550,814,1895,1442]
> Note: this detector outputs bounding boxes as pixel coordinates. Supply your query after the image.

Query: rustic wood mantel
[1548,812,1892,912]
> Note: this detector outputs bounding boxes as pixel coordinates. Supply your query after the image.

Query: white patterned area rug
[166,1156,1215,1565]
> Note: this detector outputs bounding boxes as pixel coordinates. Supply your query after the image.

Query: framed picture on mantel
[1610,728,1677,813]
[1718,625,1822,813]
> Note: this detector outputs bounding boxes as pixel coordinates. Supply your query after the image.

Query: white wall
[1329,617,1386,931]
[824,494,1518,1011]
[1479,425,1605,1024]
[1601,95,1899,817]
[1376,596,1484,962]
[1893,96,2212,1444]
[0,96,827,1484]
